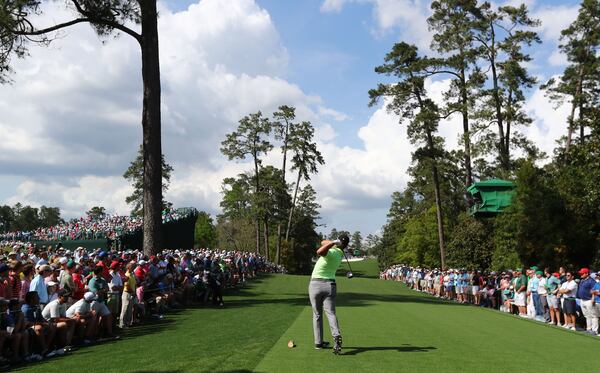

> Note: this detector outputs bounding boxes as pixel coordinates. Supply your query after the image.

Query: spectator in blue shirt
[21,291,57,356]
[29,265,52,306]
[591,274,600,335]
[577,268,598,335]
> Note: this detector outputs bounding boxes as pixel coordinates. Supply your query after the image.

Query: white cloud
[0,0,322,217]
[318,106,350,121]
[320,0,433,50]
[5,177,132,218]
[313,102,413,212]
[320,0,349,13]
[523,84,570,158]
[0,0,582,238]
[533,5,579,44]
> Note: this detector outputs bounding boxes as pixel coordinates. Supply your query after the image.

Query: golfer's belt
[310,278,336,283]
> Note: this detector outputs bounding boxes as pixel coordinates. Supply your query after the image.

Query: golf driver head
[346,271,354,279]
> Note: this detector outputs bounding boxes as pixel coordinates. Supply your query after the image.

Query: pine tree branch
[13,18,91,36]
[70,0,142,43]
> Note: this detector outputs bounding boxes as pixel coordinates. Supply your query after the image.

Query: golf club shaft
[342,248,353,272]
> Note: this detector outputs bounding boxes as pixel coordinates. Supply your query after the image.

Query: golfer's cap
[578,268,590,275]
[84,292,97,302]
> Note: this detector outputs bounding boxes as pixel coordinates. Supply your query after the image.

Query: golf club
[342,248,354,278]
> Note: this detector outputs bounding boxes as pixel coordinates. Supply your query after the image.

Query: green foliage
[446,213,493,270]
[473,3,541,171]
[542,0,600,149]
[194,211,217,248]
[328,228,339,240]
[396,207,441,268]
[220,111,273,166]
[351,231,362,253]
[491,207,521,271]
[216,216,255,253]
[86,206,106,220]
[123,145,173,216]
[0,203,63,232]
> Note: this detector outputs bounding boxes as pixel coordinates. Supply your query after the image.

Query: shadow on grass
[130,370,184,373]
[337,268,378,279]
[342,344,437,356]
[223,291,462,309]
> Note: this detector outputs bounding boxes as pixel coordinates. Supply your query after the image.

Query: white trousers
[580,300,599,332]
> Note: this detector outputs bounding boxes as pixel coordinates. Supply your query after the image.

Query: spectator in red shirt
[71,265,86,301]
[95,252,110,280]
[8,261,22,300]
[0,263,9,299]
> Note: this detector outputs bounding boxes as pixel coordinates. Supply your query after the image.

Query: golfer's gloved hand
[331,239,342,246]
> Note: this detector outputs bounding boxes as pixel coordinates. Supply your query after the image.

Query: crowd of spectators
[381,265,600,336]
[0,241,280,368]
[0,208,192,242]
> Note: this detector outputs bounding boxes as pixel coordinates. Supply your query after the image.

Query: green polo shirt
[311,247,343,280]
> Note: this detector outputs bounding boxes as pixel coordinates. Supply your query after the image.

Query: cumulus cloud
[0,0,583,237]
[0,0,319,216]
[320,0,433,50]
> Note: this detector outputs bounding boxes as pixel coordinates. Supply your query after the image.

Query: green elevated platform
[467,179,515,217]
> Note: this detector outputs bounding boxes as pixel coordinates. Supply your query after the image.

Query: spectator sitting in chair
[66,292,97,344]
[42,289,75,351]
[21,291,60,357]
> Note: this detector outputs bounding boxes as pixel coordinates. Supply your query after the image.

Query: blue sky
[0,0,584,237]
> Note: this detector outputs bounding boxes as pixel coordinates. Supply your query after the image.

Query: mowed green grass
[12,260,599,373]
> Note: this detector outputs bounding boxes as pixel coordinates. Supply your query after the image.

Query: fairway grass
[11,260,599,373]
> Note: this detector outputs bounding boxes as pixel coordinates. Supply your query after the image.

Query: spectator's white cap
[139,260,147,265]
[59,257,68,264]
[84,292,96,302]
[47,281,57,287]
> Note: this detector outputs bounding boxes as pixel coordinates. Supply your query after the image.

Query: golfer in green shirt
[309,234,349,355]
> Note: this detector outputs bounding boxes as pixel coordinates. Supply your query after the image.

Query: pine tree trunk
[276,120,290,264]
[285,170,302,241]
[460,66,473,188]
[432,164,446,269]
[566,100,577,152]
[276,223,282,264]
[579,103,584,144]
[140,1,162,256]
[505,89,513,157]
[413,82,446,270]
[263,219,270,261]
[253,155,261,255]
[566,66,584,153]
[489,27,508,171]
